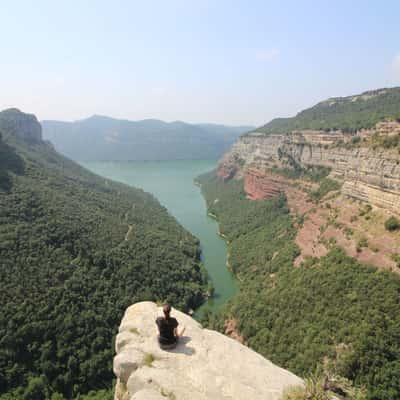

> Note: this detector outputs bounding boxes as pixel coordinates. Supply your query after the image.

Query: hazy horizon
[1,0,400,126]
[39,113,255,128]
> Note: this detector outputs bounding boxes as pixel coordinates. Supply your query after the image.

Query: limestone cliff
[0,108,42,143]
[219,123,400,215]
[216,122,400,272]
[113,302,302,400]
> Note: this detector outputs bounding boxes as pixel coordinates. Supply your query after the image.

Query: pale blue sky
[1,0,399,125]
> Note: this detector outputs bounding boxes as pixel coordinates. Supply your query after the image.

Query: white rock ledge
[114,301,302,400]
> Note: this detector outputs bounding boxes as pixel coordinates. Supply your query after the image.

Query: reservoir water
[82,160,238,315]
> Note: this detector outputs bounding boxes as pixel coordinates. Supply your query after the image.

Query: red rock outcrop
[244,169,288,200]
[216,163,236,181]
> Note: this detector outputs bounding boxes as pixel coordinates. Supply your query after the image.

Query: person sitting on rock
[156,304,185,349]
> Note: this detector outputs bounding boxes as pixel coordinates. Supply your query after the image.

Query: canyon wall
[113,302,302,400]
[244,169,288,200]
[0,108,42,143]
[219,125,400,215]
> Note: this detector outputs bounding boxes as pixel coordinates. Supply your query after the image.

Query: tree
[23,377,47,400]
[385,216,400,231]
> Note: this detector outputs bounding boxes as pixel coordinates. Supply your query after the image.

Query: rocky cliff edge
[0,108,42,143]
[113,302,302,400]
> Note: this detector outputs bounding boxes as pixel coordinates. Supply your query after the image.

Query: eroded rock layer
[218,127,400,214]
[216,163,236,181]
[113,302,302,400]
[244,169,288,200]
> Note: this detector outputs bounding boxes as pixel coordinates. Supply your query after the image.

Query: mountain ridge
[42,116,253,161]
[253,86,400,135]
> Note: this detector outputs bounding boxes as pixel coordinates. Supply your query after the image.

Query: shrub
[350,215,358,223]
[309,178,341,201]
[356,237,369,253]
[381,135,400,149]
[281,369,366,400]
[391,254,400,267]
[351,135,361,144]
[385,216,400,231]
[359,204,372,216]
[143,353,157,367]
[344,227,354,238]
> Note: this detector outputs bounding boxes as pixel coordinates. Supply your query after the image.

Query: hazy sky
[1,0,399,126]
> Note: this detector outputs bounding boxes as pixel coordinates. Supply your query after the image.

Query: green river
[82,160,238,315]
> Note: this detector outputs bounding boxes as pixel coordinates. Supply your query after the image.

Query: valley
[81,160,238,316]
[2,87,400,400]
[198,87,400,400]
[3,3,400,399]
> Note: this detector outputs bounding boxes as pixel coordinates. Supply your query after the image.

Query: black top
[156,316,178,345]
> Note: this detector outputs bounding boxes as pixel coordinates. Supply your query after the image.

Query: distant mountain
[255,86,400,134]
[42,116,253,161]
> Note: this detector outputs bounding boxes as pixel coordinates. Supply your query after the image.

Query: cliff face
[217,125,400,271]
[244,169,288,200]
[0,108,42,143]
[219,126,400,215]
[113,302,302,400]
[285,142,400,214]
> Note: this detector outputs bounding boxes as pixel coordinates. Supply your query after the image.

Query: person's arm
[174,322,185,337]
[178,326,186,336]
[155,317,161,335]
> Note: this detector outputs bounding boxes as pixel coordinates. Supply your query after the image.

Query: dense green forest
[196,172,298,277]
[0,109,207,400]
[254,87,400,134]
[198,172,400,400]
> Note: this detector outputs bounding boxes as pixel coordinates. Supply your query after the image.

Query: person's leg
[160,341,177,350]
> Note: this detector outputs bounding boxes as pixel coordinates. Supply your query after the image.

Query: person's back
[156,304,185,349]
[156,315,178,345]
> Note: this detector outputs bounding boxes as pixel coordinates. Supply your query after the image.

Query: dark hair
[163,304,171,320]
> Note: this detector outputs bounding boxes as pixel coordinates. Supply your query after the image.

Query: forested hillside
[42,116,253,161]
[0,109,207,400]
[255,87,400,134]
[198,172,400,400]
